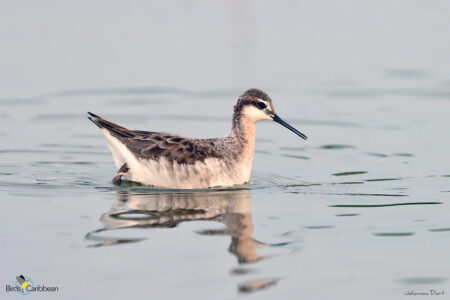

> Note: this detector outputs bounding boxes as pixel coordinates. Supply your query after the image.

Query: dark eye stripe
[257,102,266,109]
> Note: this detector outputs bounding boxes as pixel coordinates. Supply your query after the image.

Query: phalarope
[88,88,307,189]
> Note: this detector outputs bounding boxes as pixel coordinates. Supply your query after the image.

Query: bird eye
[257,101,266,109]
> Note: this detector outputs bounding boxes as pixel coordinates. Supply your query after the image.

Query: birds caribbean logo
[16,275,30,289]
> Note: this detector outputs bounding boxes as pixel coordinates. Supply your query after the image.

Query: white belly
[102,129,253,189]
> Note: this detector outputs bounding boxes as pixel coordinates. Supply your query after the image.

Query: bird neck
[231,113,256,161]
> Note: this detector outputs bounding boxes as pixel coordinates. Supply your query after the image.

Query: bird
[16,275,29,289]
[88,88,307,189]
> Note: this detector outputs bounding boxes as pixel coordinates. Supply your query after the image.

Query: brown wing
[88,112,219,164]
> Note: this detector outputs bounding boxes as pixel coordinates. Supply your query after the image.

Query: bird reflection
[86,188,268,264]
[85,188,281,293]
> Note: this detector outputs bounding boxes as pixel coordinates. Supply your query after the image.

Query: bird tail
[87,112,134,139]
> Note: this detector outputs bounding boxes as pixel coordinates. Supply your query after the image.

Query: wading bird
[88,89,307,189]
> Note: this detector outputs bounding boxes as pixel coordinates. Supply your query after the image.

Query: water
[1,1,450,299]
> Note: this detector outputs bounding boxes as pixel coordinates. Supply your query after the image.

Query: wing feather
[87,112,220,164]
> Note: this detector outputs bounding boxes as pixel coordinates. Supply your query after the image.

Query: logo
[5,275,58,295]
[16,275,30,289]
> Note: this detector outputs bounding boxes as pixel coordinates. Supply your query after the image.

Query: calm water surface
[1,2,450,299]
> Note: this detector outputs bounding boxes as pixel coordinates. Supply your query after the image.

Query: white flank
[101,129,254,189]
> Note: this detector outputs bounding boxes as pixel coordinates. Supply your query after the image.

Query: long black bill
[272,114,307,140]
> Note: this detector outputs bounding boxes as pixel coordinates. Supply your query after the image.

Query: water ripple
[332,171,367,176]
[373,232,415,237]
[330,202,441,208]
